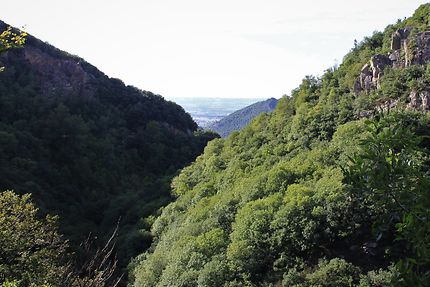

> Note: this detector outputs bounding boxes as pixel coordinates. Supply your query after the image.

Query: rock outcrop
[21,46,95,96]
[354,27,430,114]
[354,54,392,94]
[358,98,400,118]
[355,64,373,94]
[370,54,392,88]
[389,28,410,68]
[411,31,430,65]
[407,89,430,111]
[354,27,430,113]
[388,29,430,68]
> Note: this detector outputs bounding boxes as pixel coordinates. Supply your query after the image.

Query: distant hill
[206,98,278,137]
[173,97,265,128]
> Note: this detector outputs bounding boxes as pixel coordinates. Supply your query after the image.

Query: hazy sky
[2,1,428,99]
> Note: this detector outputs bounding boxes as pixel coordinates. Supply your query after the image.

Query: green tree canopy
[0,190,68,286]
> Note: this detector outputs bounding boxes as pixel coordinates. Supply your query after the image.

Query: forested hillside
[207,98,278,138]
[0,20,217,280]
[131,4,430,287]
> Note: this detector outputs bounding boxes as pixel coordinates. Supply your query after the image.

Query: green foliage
[0,21,217,281]
[131,4,430,286]
[0,191,68,287]
[282,259,394,287]
[131,105,401,286]
[404,4,430,31]
[197,255,231,287]
[0,25,26,72]
[0,26,26,52]
[0,280,19,287]
[344,113,430,286]
[282,258,362,287]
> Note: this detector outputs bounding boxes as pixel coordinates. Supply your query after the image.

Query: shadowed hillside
[0,20,217,277]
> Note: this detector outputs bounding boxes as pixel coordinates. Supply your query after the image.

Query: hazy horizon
[173,97,266,126]
[2,1,428,100]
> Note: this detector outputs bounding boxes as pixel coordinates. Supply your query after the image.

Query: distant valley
[207,97,278,137]
[172,97,264,127]
[3,3,430,287]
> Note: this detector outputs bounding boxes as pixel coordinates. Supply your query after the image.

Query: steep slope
[207,98,278,138]
[131,4,430,287]
[0,20,217,272]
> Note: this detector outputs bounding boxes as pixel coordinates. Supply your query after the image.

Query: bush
[282,258,361,287]
[0,191,68,286]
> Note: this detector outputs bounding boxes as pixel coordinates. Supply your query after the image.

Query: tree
[0,190,69,286]
[344,113,430,286]
[0,190,123,287]
[0,26,26,71]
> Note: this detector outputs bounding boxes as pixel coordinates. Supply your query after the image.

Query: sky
[2,1,429,100]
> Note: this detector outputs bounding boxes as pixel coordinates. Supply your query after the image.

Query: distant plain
[172,97,264,127]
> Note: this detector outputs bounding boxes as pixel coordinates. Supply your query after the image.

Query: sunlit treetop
[0,26,27,71]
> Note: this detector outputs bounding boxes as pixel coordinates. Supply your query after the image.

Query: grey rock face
[354,27,430,113]
[355,28,430,96]
[389,28,430,67]
[390,28,410,68]
[358,64,374,93]
[21,46,95,97]
[359,98,401,118]
[376,98,400,113]
[355,55,391,94]
[391,28,410,50]
[407,90,430,111]
[411,31,430,65]
[370,54,392,88]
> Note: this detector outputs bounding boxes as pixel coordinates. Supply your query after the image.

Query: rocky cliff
[354,27,430,112]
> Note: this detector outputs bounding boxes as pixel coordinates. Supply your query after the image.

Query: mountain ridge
[0,19,217,280]
[207,97,278,137]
